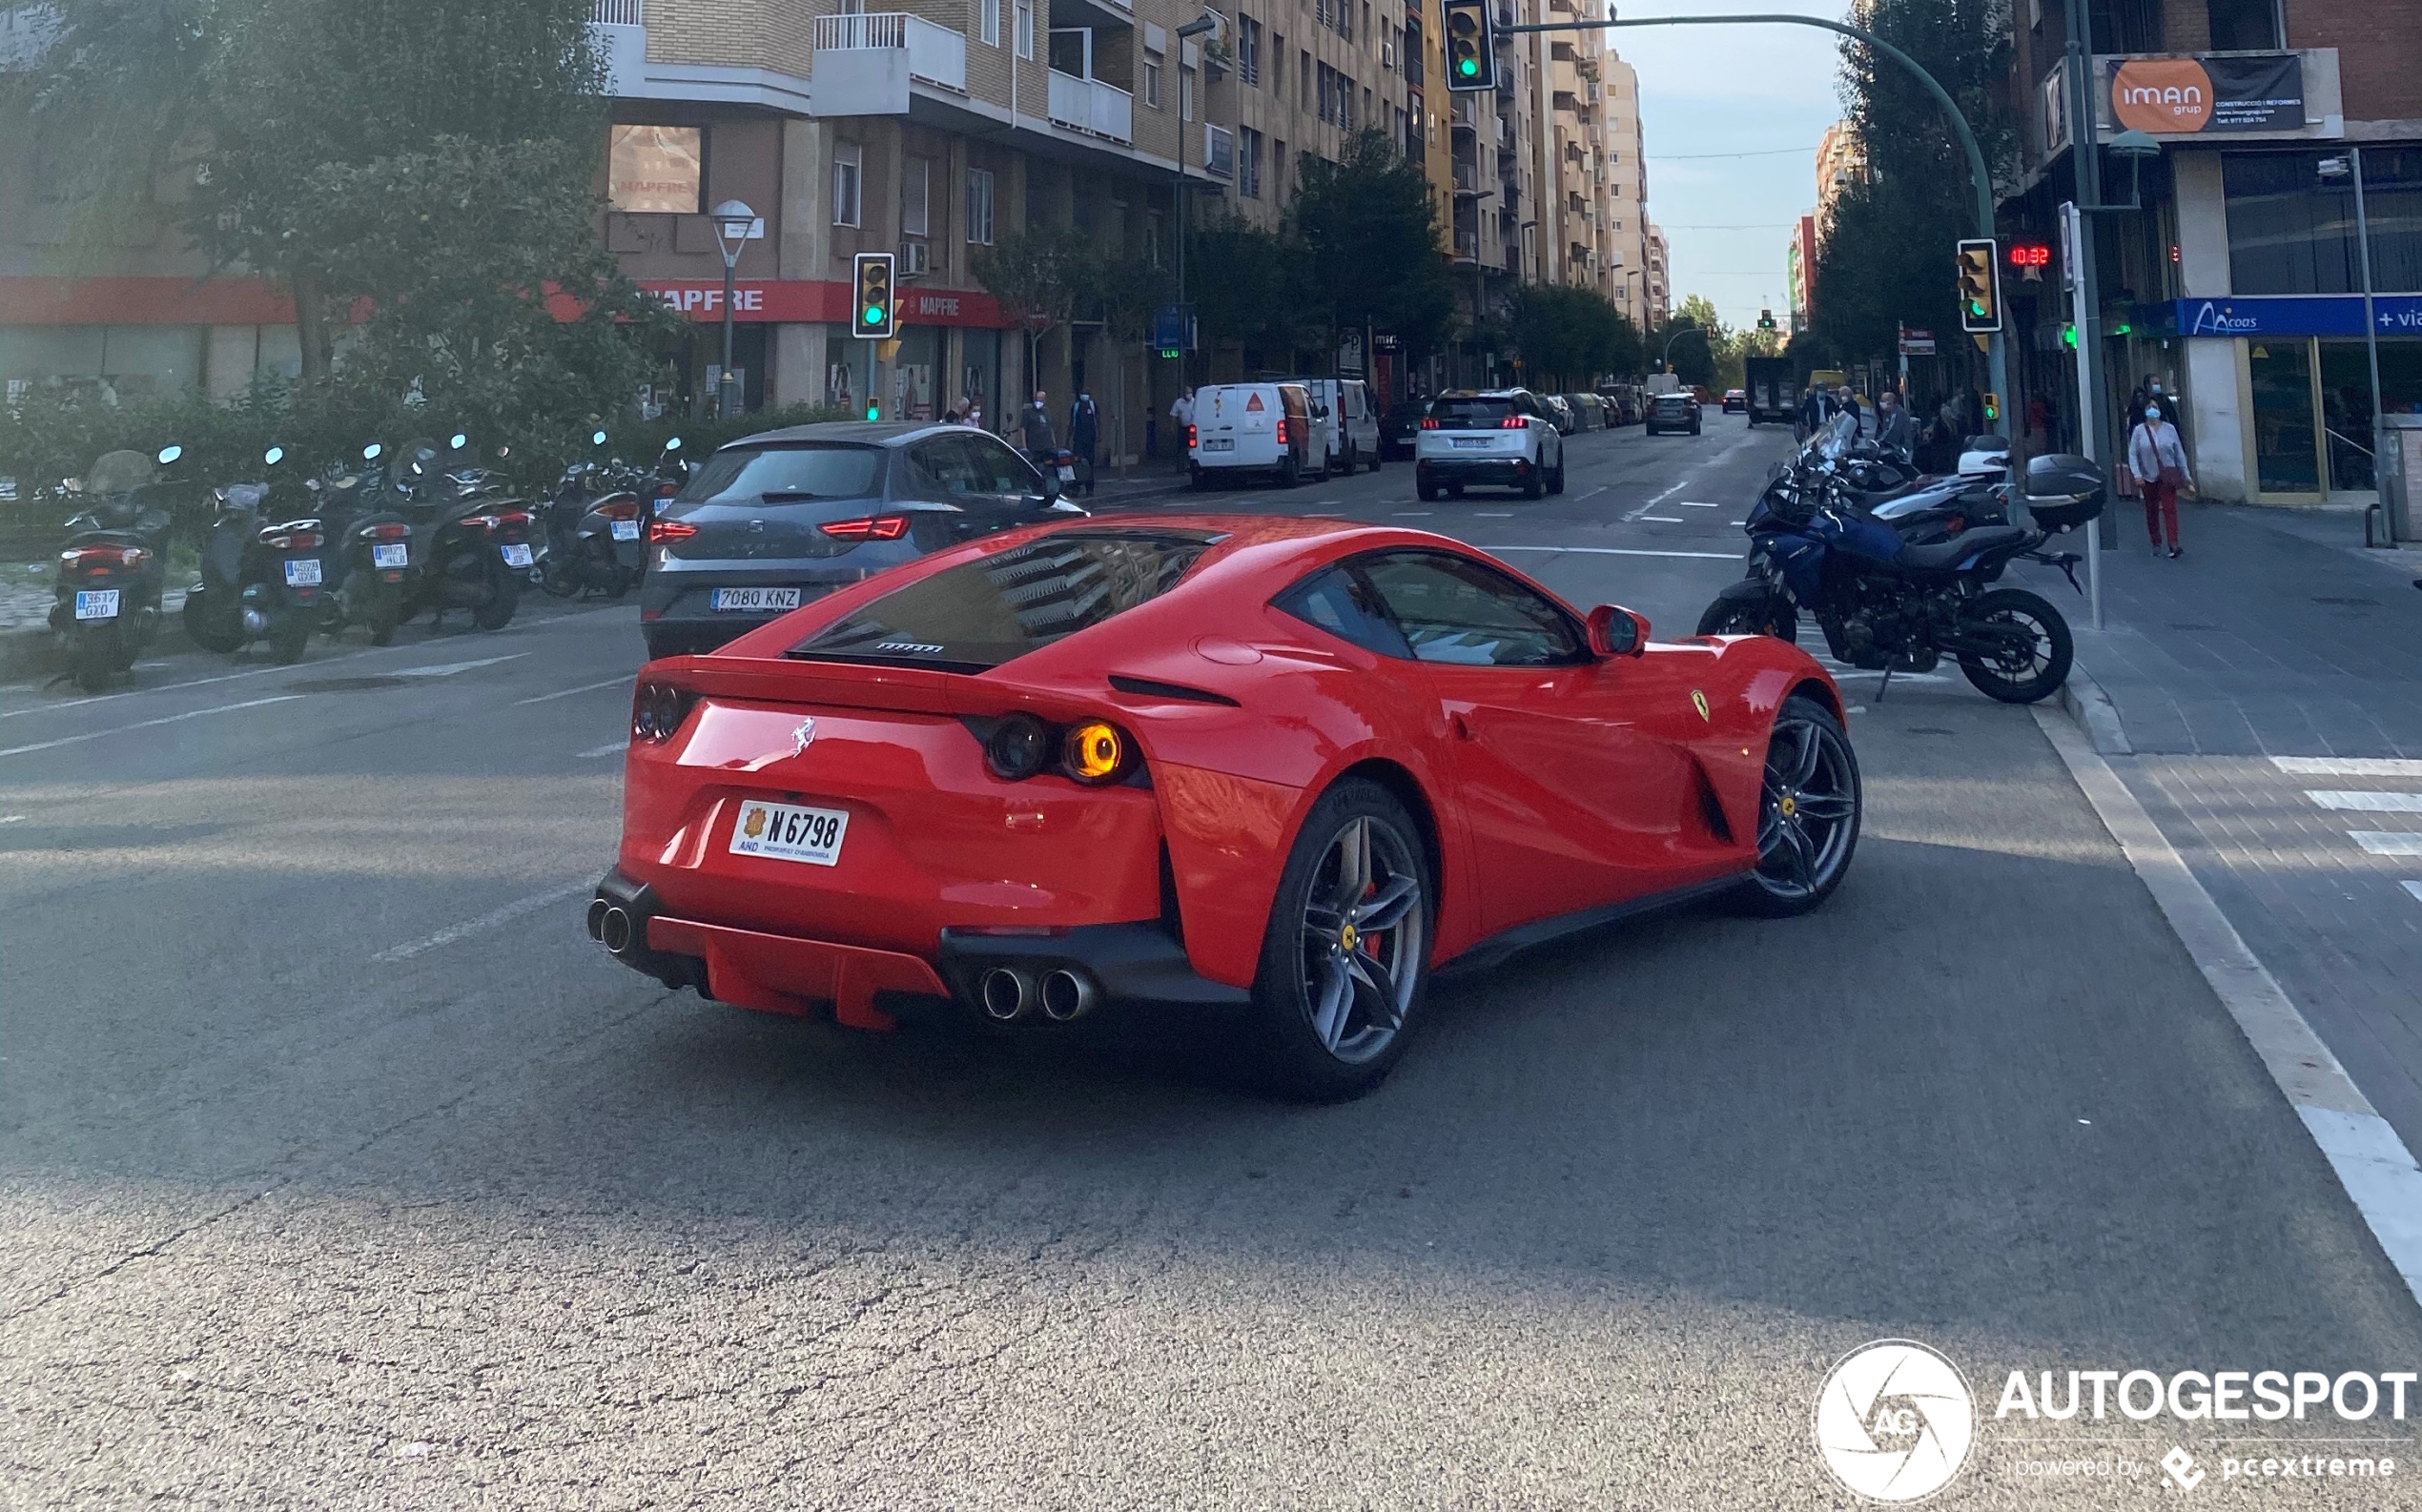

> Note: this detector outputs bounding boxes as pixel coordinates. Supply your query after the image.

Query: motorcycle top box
[2019,454,2107,533]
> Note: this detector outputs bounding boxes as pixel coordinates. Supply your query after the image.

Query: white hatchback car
[1413,389,1567,501]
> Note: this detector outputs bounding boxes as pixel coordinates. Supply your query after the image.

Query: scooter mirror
[591,430,608,446]
[496,444,512,460]
[156,445,183,465]
[264,446,285,466]
[449,432,468,450]
[363,443,383,460]
[664,437,682,452]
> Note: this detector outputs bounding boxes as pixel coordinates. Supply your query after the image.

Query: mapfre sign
[638,280,1007,328]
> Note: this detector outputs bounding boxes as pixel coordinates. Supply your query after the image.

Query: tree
[1083,251,1175,469]
[1289,130,1455,366]
[1507,284,1639,391]
[1185,214,1314,369]
[973,226,1090,398]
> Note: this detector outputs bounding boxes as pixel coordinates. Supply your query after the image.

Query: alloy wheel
[1755,716,1858,900]
[1297,815,1426,1064]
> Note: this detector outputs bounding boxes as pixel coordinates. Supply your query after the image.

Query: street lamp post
[710,199,759,419]
[1661,322,1704,376]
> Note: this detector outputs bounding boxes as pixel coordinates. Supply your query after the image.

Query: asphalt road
[5,416,2420,1509]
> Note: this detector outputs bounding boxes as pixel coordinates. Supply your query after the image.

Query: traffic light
[852,252,897,340]
[1981,392,2001,424]
[1757,309,1777,332]
[1956,238,2001,334]
[1442,0,1494,92]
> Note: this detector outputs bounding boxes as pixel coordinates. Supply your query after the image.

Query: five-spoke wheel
[1738,693,1861,916]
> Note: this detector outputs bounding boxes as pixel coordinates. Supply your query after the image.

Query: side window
[908,437,980,496]
[1275,565,1412,658]
[1357,551,1587,667]
[966,433,1042,494]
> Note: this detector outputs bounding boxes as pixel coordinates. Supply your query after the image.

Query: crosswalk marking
[2404,882,2422,905]
[2305,790,2422,813]
[2274,756,2422,778]
[2350,832,2422,858]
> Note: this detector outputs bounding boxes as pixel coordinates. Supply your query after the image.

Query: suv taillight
[820,515,911,541]
[1500,416,1527,429]
[647,519,696,543]
[1419,418,1439,430]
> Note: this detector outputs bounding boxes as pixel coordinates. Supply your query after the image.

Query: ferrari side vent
[1158,841,1185,945]
[1693,762,1734,846]
[1108,673,1241,707]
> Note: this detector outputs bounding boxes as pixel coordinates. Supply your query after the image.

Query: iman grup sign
[2107,53,2304,135]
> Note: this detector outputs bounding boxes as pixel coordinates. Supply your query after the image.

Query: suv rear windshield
[1427,397,1518,429]
[677,443,882,504]
[1653,395,1692,410]
[788,529,1221,672]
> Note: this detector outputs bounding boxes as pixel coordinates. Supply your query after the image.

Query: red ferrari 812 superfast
[590,516,1859,1097]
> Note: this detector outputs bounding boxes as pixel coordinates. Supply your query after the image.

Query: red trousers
[2141,480,2180,548]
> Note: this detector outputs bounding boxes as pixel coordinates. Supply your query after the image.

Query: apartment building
[1529,12,1649,325]
[1643,218,1669,327]
[1814,119,1865,234]
[1997,0,2421,508]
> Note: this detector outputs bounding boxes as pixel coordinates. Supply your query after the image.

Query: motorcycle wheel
[538,555,582,599]
[181,591,247,655]
[473,560,520,630]
[73,622,120,693]
[268,613,311,665]
[588,539,628,601]
[1695,594,1798,644]
[1955,587,2073,705]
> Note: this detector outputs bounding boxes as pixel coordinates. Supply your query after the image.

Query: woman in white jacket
[2126,401,2194,558]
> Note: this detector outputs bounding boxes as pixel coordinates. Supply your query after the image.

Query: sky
[1609,0,1853,332]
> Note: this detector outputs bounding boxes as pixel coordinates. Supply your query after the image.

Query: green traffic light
[865,403,879,420]
[863,306,883,325]
[1458,57,1478,75]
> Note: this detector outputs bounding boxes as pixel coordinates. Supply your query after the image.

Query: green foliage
[1507,284,1641,390]
[1290,131,1456,362]
[1811,0,2015,368]
[1185,214,1317,367]
[972,226,1094,382]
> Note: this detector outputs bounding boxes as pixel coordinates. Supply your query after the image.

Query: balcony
[810,12,968,113]
[1453,228,1480,264]
[1048,70,1135,142]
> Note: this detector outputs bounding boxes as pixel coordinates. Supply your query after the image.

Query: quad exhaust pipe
[594,902,635,956]
[978,966,1098,1024]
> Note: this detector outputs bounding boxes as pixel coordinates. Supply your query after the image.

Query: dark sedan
[640,422,1078,659]
[1643,392,1703,437]
[1378,402,1426,461]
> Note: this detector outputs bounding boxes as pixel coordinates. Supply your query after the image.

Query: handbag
[2159,462,2188,490]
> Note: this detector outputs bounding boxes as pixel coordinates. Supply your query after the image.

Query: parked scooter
[309,441,417,646]
[537,431,678,600]
[182,445,333,664]
[50,446,177,691]
[393,434,533,631]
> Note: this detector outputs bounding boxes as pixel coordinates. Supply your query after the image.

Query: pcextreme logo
[1815,1340,1976,1502]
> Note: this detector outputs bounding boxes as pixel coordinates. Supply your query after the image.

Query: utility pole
[2063,35,2108,627]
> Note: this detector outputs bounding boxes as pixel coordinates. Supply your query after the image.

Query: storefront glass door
[2248,339,2320,494]
[2320,340,2377,492]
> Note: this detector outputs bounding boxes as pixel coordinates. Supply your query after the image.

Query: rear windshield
[678,443,882,503]
[788,529,1221,671]
[1653,395,1691,409]
[1427,397,1516,429]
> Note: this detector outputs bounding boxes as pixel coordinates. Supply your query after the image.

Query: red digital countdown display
[2008,242,2053,270]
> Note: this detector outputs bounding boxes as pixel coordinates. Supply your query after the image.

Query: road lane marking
[0,696,303,760]
[513,676,631,706]
[390,654,525,679]
[1485,545,1738,561]
[1678,501,1722,508]
[577,740,627,759]
[2307,790,2422,813]
[372,879,599,964]
[0,814,23,824]
[1636,515,1687,523]
[1394,511,1433,517]
[2276,757,2422,778]
[1473,512,1512,518]
[2351,832,2422,857]
[2036,703,2422,1307]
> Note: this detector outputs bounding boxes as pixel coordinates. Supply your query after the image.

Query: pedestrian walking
[2127,399,2194,558]
[2024,393,2052,455]
[1067,391,1099,497]
[1797,383,1831,440]
[1876,390,1919,460]
[1169,386,1197,470]
[1019,389,1056,461]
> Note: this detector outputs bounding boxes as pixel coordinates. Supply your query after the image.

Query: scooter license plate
[610,520,642,541]
[1057,466,1077,481]
[283,558,323,586]
[371,543,409,569]
[501,543,535,568]
[73,589,119,622]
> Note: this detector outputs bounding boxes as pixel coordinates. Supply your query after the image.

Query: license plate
[729,800,849,868]
[1452,438,1491,450]
[372,543,409,569]
[73,589,119,621]
[501,543,534,568]
[1057,465,1077,481]
[1201,439,1235,452]
[283,558,322,586]
[611,519,642,541]
[711,586,804,613]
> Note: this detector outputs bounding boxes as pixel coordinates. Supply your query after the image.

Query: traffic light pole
[1498,10,2009,436]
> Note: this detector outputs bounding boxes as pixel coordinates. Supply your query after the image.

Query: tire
[1955,586,2073,704]
[1417,478,1440,502]
[1520,460,1545,501]
[368,605,400,646]
[1190,465,1210,491]
[268,612,310,664]
[1246,778,1433,1100]
[1694,593,1798,644]
[73,622,119,692]
[1278,455,1300,489]
[538,553,581,598]
[1547,451,1567,495]
[1367,444,1383,473]
[472,558,520,630]
[181,590,246,655]
[1734,694,1861,917]
[1691,421,1703,436]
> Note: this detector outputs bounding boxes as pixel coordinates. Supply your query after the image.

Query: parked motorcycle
[1697,417,2104,705]
[312,441,416,646]
[49,446,177,691]
[393,435,534,631]
[182,445,331,664]
[536,432,679,601]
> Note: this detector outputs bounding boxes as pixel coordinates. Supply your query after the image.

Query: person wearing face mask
[2127,398,2194,558]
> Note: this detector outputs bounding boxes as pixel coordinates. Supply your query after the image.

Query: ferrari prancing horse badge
[1691,690,1710,723]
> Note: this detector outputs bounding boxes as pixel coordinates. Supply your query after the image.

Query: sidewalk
[2067,499,2422,1162]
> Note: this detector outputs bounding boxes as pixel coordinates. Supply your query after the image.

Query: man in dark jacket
[1018,389,1056,462]
[1797,384,1832,439]
[1067,392,1099,496]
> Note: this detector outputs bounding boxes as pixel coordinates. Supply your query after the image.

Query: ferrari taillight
[631,680,698,743]
[821,515,911,541]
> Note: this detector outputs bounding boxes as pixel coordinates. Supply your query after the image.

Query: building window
[832,142,862,227]
[1274,136,1287,201]
[1240,126,1264,198]
[607,125,704,215]
[1180,62,1196,121]
[2206,0,2282,50]
[1300,51,1312,104]
[1271,31,1284,95]
[1016,0,1034,58]
[966,166,995,245]
[902,156,931,237]
[1317,63,1331,124]
[1403,19,1423,87]
[981,0,999,45]
[1238,16,1261,86]
[1143,51,1163,107]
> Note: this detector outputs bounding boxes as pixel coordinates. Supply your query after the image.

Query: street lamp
[710,198,759,419]
[1660,321,1704,375]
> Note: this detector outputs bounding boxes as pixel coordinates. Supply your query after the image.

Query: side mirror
[156,444,183,465]
[1587,604,1650,659]
[664,436,682,452]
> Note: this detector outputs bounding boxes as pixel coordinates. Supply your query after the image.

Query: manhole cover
[284,676,406,692]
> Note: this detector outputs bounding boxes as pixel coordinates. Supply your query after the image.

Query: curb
[2057,662,2132,757]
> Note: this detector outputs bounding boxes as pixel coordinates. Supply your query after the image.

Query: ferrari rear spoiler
[645,653,1102,723]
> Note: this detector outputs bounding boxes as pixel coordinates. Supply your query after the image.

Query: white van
[1285,378,1384,476]
[1189,382,1318,488]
